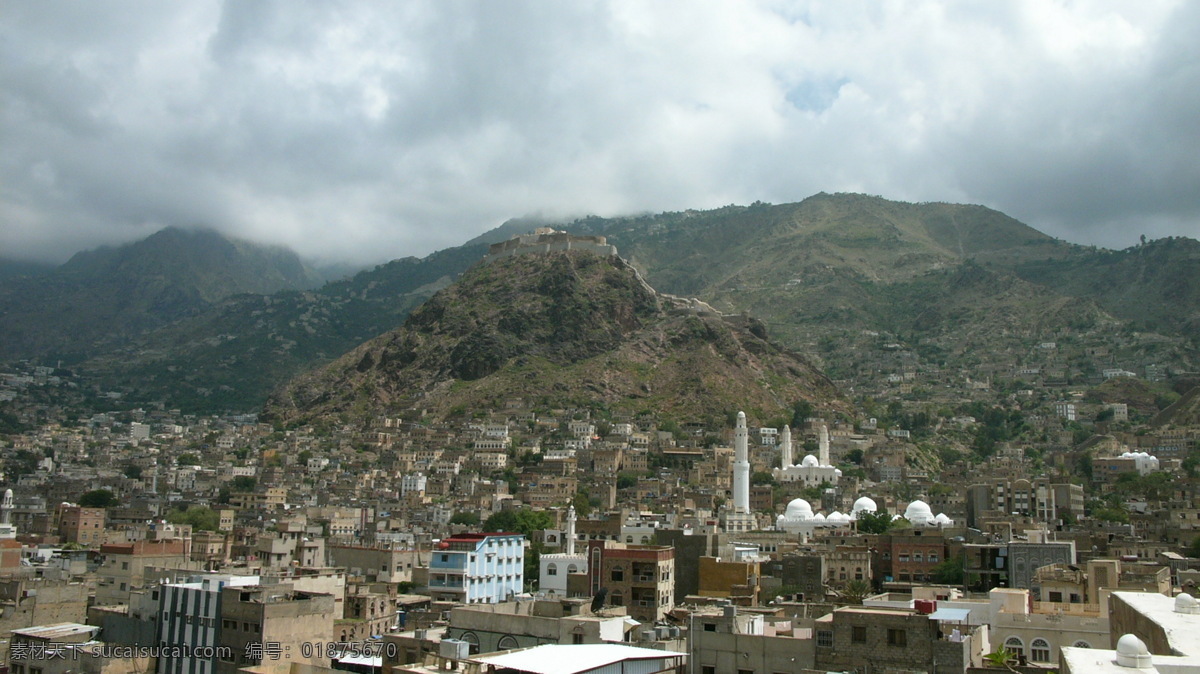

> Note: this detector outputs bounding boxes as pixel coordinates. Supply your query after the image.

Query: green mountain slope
[0,227,326,361]
[264,251,842,425]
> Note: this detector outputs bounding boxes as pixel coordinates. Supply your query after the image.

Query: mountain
[263,249,841,426]
[1010,236,1200,335]
[8,194,1196,413]
[0,258,54,282]
[0,227,327,362]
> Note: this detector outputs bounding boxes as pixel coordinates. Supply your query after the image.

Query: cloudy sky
[3,1,1198,266]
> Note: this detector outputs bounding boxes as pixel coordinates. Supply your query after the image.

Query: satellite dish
[590,587,608,612]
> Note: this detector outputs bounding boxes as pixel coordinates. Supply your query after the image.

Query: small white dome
[834,468,843,477]
[1115,634,1152,668]
[904,500,935,525]
[812,513,826,522]
[1175,592,1200,614]
[785,498,814,520]
[853,497,878,514]
[801,454,820,467]
[935,513,951,524]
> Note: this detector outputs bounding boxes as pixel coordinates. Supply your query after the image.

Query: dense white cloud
[2,0,1196,265]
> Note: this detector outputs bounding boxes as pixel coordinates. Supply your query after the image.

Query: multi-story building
[96,539,200,606]
[157,574,260,674]
[56,505,106,546]
[216,584,336,674]
[814,605,987,674]
[427,532,525,604]
[584,541,674,622]
[1008,530,1076,589]
[874,529,948,585]
[327,543,420,584]
[690,604,816,673]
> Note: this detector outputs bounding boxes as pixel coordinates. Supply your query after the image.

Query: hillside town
[1,312,1199,674]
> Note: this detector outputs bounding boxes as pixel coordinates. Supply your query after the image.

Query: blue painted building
[429,532,525,604]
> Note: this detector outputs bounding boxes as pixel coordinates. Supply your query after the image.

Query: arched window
[547,563,558,576]
[497,635,520,651]
[610,590,624,606]
[567,564,579,574]
[1004,637,1024,658]
[460,632,480,655]
[611,566,624,582]
[1072,641,1092,649]
[1031,638,1050,662]
[626,536,634,543]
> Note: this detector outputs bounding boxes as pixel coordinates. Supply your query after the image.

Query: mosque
[773,423,841,486]
[720,410,955,538]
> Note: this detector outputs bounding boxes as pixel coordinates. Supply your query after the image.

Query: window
[122,561,129,570]
[852,625,867,643]
[1072,641,1092,649]
[1049,591,1063,602]
[568,564,578,573]
[611,566,624,582]
[913,553,923,563]
[738,670,753,674]
[547,563,558,576]
[497,636,520,650]
[816,631,833,648]
[929,553,939,563]
[887,629,907,647]
[1031,638,1051,662]
[704,623,717,632]
[1004,637,1024,658]
[702,667,716,674]
[899,554,909,563]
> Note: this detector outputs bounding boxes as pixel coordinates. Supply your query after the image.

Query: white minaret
[733,411,750,513]
[565,505,577,556]
[779,425,793,468]
[1,489,12,525]
[818,423,830,467]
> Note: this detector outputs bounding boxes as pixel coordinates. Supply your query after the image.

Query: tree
[167,506,220,532]
[79,489,119,508]
[449,511,480,526]
[483,509,554,537]
[791,400,814,427]
[841,579,871,604]
[1188,536,1200,559]
[122,464,143,480]
[856,509,903,535]
[177,453,200,466]
[571,491,593,517]
[933,553,965,585]
[229,476,257,493]
[750,471,776,486]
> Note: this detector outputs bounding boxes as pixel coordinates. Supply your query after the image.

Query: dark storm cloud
[2,1,1196,265]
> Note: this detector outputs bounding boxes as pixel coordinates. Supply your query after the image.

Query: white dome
[852,497,878,514]
[834,468,843,477]
[1176,592,1200,614]
[785,498,814,520]
[904,500,935,525]
[812,513,826,522]
[934,513,952,525]
[801,454,820,467]
[1115,634,1152,668]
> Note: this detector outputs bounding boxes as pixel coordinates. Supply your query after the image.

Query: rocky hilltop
[264,246,841,425]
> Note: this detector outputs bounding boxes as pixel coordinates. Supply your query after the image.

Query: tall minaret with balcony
[721,411,757,532]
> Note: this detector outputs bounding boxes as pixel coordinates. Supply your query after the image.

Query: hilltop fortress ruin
[482,227,617,264]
